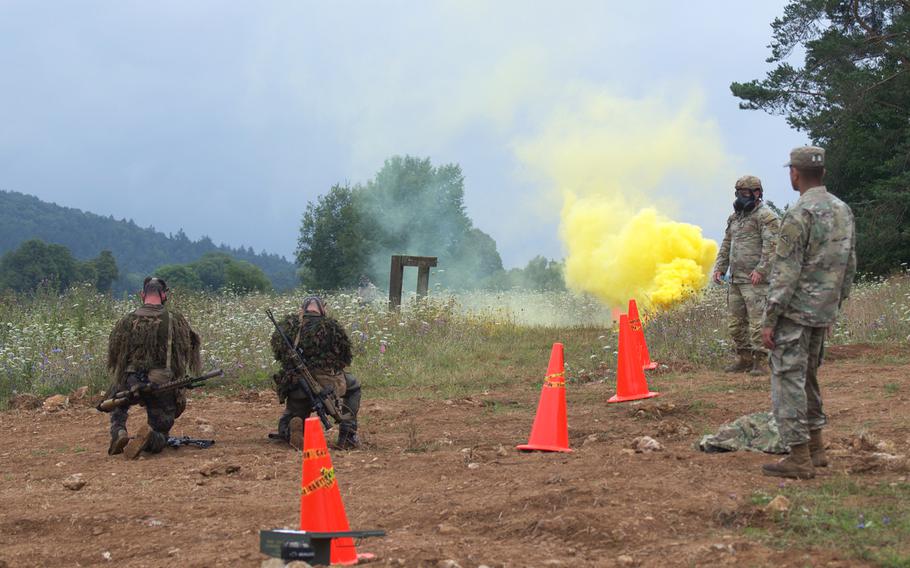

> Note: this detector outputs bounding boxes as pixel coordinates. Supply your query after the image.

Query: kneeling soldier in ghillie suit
[270,296,362,450]
[106,277,202,459]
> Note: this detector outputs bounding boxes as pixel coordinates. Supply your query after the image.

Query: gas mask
[733,190,758,213]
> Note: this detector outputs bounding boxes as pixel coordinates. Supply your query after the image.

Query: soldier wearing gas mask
[712,175,781,376]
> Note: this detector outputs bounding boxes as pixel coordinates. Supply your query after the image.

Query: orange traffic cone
[628,299,658,370]
[517,343,572,453]
[299,417,358,565]
[608,314,660,403]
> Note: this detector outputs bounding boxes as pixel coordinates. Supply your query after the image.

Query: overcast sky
[0,1,806,267]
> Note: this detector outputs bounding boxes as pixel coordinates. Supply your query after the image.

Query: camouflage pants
[278,372,361,442]
[109,374,185,453]
[769,317,827,446]
[729,283,769,355]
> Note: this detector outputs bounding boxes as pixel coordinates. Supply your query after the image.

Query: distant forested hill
[0,190,297,292]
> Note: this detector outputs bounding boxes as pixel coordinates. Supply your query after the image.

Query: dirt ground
[1,344,908,568]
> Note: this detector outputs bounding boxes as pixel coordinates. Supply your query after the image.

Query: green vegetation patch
[751,478,910,567]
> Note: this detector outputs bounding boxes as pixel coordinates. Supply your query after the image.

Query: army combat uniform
[106,304,201,456]
[762,147,856,479]
[713,176,780,374]
[271,312,361,449]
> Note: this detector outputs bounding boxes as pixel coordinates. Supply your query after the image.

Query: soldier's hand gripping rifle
[266,308,340,430]
[97,369,224,412]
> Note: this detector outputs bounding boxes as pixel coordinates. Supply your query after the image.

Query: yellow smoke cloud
[516,88,730,309]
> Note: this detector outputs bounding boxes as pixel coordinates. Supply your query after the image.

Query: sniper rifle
[97,369,224,412]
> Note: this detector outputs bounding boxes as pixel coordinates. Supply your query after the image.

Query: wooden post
[389,256,404,309]
[388,255,438,309]
[416,266,430,297]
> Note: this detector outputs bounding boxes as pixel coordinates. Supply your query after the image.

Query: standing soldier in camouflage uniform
[713,175,781,375]
[761,146,856,480]
[269,296,362,450]
[106,277,202,459]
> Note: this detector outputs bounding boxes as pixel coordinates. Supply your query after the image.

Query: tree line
[295,155,565,291]
[732,0,910,274]
[0,240,271,295]
[0,190,296,292]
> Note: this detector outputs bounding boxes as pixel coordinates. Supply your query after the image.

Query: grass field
[2,273,909,405]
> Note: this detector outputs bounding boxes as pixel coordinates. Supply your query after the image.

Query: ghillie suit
[106,304,202,456]
[271,312,361,449]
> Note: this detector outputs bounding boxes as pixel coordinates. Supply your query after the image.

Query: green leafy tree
[296,184,373,289]
[155,264,204,291]
[0,239,78,292]
[155,252,271,293]
[731,1,910,274]
[357,156,503,288]
[223,260,272,293]
[87,250,119,292]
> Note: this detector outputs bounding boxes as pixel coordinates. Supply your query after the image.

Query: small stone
[617,555,635,566]
[437,561,461,568]
[10,393,41,410]
[102,551,112,561]
[631,436,663,453]
[199,424,215,434]
[43,394,69,412]
[495,444,509,457]
[70,386,89,400]
[582,434,599,447]
[711,543,734,554]
[63,473,86,491]
[167,548,180,557]
[620,448,636,456]
[260,559,285,568]
[92,527,104,536]
[436,523,459,535]
[763,495,791,513]
[286,561,313,568]
[467,462,480,469]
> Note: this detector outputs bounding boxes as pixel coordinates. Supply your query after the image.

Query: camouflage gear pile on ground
[763,184,856,448]
[106,304,201,456]
[271,311,360,449]
[714,200,780,358]
[697,411,788,454]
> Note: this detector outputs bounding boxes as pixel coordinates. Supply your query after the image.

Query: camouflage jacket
[762,186,856,329]
[106,304,202,386]
[713,202,780,283]
[270,313,353,375]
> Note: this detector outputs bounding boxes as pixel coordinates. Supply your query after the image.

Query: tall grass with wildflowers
[2,272,908,406]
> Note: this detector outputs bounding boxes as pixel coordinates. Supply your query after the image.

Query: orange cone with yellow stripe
[299,417,358,565]
[609,314,660,403]
[628,299,658,370]
[517,343,572,453]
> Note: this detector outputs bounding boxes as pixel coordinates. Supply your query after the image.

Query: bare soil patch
[1,353,909,567]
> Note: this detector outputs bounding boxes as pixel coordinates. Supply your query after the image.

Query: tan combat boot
[108,428,129,455]
[809,429,828,467]
[749,353,769,376]
[762,442,815,479]
[289,416,304,451]
[724,350,753,373]
[123,424,151,460]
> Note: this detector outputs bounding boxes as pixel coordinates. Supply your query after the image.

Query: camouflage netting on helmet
[271,313,353,373]
[697,411,789,454]
[107,306,202,386]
